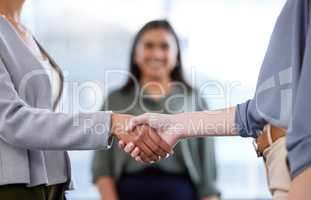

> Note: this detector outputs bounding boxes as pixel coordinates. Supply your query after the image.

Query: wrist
[110,113,132,139]
[111,113,118,137]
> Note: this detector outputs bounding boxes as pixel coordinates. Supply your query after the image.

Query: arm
[198,138,221,200]
[201,197,220,200]
[286,1,311,198]
[126,107,238,148]
[92,148,119,200]
[92,143,118,200]
[96,177,119,200]
[0,57,111,150]
[0,56,172,160]
[120,106,238,162]
[178,107,238,137]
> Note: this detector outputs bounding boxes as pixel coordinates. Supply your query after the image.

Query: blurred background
[22,0,286,199]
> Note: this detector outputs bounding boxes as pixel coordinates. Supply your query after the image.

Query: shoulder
[107,88,124,99]
[0,17,24,63]
[107,87,135,100]
[0,16,16,46]
[102,87,136,111]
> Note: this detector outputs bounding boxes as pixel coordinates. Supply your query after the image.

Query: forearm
[198,185,221,200]
[201,196,220,200]
[96,177,119,200]
[176,107,238,138]
[289,167,311,200]
[199,138,221,199]
[123,108,238,158]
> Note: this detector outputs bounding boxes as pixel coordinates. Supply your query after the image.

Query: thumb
[126,114,150,131]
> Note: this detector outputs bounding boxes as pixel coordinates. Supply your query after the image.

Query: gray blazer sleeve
[0,57,112,150]
[196,95,221,198]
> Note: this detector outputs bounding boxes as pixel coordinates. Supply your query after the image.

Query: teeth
[148,60,163,67]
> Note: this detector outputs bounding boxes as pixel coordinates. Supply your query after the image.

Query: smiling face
[134,28,178,81]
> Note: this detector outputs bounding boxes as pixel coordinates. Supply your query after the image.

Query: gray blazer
[0,16,111,188]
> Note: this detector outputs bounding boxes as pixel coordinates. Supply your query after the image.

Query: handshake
[111,108,236,163]
[110,113,186,163]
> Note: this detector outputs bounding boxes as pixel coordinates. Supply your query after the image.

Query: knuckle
[142,125,149,132]
[140,131,146,138]
[133,138,140,144]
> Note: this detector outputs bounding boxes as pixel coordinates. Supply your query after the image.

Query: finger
[142,141,161,162]
[139,126,166,158]
[143,137,165,158]
[142,142,159,161]
[126,114,149,131]
[124,143,135,153]
[131,147,140,158]
[139,152,157,164]
[118,141,125,149]
[147,129,172,156]
[135,156,145,164]
[135,138,158,161]
[137,152,151,163]
[158,135,173,155]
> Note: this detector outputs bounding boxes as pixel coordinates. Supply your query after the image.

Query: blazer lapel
[34,39,64,110]
[0,16,53,108]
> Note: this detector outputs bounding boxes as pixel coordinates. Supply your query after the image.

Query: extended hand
[117,109,237,163]
[119,113,186,162]
[128,113,185,147]
[111,113,172,163]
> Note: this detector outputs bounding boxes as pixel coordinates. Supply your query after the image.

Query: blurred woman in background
[92,20,220,200]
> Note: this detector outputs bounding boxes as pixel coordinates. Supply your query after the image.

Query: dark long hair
[122,19,191,91]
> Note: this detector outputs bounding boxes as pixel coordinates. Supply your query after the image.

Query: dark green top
[92,85,220,198]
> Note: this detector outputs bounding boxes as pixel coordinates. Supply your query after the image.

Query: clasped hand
[112,113,186,163]
[111,113,177,163]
